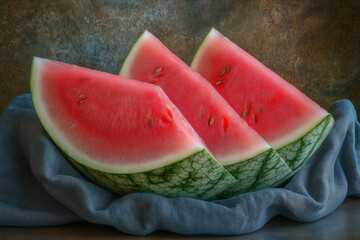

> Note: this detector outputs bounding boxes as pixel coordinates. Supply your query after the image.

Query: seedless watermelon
[120,31,293,197]
[30,57,237,200]
[191,28,334,172]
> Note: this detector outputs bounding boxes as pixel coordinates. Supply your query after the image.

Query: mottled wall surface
[1,0,359,113]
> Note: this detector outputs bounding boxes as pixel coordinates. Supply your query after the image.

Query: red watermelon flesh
[191,28,330,149]
[120,31,272,166]
[31,57,206,173]
[191,28,334,172]
[30,57,239,200]
[120,31,294,196]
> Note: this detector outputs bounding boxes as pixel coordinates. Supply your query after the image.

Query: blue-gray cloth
[0,94,359,236]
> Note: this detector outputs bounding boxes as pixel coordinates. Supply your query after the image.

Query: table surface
[1,197,359,240]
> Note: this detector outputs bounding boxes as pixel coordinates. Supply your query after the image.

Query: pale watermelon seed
[220,69,226,77]
[78,94,84,98]
[78,100,85,104]
[215,81,222,85]
[149,118,154,127]
[226,65,231,72]
[241,110,246,118]
[80,79,86,82]
[155,67,162,73]
[208,118,215,126]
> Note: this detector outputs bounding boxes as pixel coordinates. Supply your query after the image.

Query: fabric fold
[0,94,359,235]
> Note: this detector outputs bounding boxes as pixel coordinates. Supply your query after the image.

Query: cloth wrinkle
[0,94,359,235]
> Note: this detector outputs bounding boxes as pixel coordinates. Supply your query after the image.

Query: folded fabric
[0,94,359,235]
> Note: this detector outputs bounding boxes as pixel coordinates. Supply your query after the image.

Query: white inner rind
[31,57,205,174]
[120,30,152,78]
[191,28,330,151]
[270,112,329,150]
[217,145,271,166]
[190,28,219,72]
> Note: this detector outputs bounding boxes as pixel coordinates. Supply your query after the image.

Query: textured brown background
[1,0,359,114]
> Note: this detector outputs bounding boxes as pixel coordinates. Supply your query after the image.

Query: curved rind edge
[277,114,335,172]
[216,148,293,199]
[190,27,218,70]
[119,30,151,77]
[65,149,237,200]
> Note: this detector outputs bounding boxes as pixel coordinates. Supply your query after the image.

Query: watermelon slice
[120,31,293,197]
[191,28,335,172]
[30,57,238,200]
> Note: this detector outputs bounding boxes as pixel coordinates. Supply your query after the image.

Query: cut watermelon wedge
[120,31,293,197]
[191,28,335,172]
[30,57,237,200]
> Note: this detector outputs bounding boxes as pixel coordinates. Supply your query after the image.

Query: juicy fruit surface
[120,31,271,166]
[191,28,334,173]
[191,28,330,150]
[120,31,294,198]
[30,57,238,200]
[31,57,204,173]
[69,149,237,200]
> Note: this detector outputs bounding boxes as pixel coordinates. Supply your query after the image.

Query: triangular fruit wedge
[30,57,237,200]
[120,31,293,197]
[191,28,334,173]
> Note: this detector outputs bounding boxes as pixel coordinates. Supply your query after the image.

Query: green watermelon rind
[217,148,293,199]
[65,149,237,200]
[277,114,334,173]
